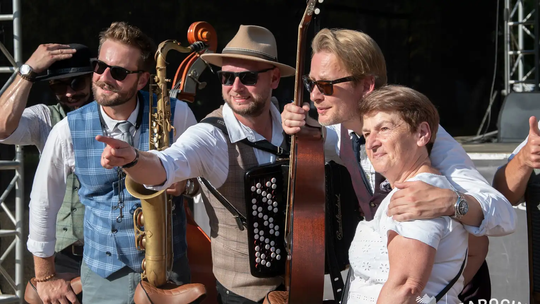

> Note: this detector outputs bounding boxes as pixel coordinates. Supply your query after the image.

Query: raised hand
[25,44,76,74]
[96,135,136,169]
[281,102,311,135]
[517,116,540,169]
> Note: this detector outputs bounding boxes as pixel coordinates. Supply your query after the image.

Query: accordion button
[254,235,259,240]
[264,215,269,220]
[261,253,266,259]
[252,198,257,204]
[258,213,263,218]
[265,238,270,243]
[267,194,273,199]
[273,201,278,207]
[258,207,263,212]
[262,198,267,203]
[275,225,280,230]
[265,244,270,250]
[271,247,275,252]
[268,206,273,211]
[270,229,275,235]
[256,189,262,194]
[266,262,272,267]
[269,223,274,229]
[255,246,260,251]
[256,183,262,189]
[272,184,277,189]
[266,181,272,187]
[276,249,281,254]
[270,241,275,246]
[259,230,264,236]
[256,257,261,263]
[271,178,277,183]
[251,186,256,192]
[253,205,257,210]
[273,208,278,213]
[276,255,281,260]
[261,260,266,265]
[253,222,259,228]
[252,211,257,216]
[269,218,274,223]
[262,191,267,197]
[264,221,269,226]
[256,252,261,257]
[254,228,259,234]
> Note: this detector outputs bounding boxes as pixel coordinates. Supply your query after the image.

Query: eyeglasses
[217,67,275,86]
[49,76,87,94]
[302,75,355,96]
[91,59,144,81]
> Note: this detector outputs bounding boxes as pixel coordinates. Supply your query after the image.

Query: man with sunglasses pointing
[99,24,293,304]
[0,43,93,277]
[27,22,196,304]
[282,28,516,302]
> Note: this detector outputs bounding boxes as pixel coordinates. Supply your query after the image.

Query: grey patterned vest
[47,103,85,252]
[200,106,283,302]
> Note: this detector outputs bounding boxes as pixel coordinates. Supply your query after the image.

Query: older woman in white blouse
[347,85,468,304]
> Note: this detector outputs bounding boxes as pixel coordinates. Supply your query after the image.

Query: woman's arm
[377,231,436,304]
[462,235,489,285]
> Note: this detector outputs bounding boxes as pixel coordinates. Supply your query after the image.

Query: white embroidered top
[347,173,468,304]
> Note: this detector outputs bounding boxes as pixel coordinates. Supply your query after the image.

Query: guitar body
[286,127,326,303]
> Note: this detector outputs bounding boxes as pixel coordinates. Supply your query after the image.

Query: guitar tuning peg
[314,8,321,15]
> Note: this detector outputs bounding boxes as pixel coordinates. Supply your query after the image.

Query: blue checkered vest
[67,91,187,278]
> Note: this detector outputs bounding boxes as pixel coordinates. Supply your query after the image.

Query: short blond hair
[98,22,156,72]
[311,28,387,88]
[359,85,439,153]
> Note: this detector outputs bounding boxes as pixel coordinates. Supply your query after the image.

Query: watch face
[20,64,31,75]
[459,200,469,215]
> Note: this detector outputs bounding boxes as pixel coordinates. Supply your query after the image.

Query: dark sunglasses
[91,59,144,81]
[217,67,275,86]
[49,76,87,94]
[302,75,355,96]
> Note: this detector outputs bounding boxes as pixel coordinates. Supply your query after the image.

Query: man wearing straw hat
[98,24,294,303]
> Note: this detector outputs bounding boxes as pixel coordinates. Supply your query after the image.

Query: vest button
[106,251,112,256]
[370,202,376,207]
[63,227,68,231]
[71,208,77,212]
[111,229,118,234]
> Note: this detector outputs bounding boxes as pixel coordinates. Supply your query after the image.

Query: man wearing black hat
[0,43,93,275]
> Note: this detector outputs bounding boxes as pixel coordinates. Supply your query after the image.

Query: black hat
[36,43,93,81]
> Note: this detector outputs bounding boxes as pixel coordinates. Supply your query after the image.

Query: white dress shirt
[324,123,517,237]
[147,102,284,191]
[27,99,196,257]
[0,104,54,152]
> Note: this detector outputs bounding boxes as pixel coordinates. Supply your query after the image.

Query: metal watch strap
[122,148,139,169]
[453,190,465,219]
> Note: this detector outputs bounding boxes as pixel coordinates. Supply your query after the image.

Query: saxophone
[125,39,207,287]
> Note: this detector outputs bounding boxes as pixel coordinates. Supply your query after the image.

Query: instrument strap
[200,117,289,157]
[197,177,246,231]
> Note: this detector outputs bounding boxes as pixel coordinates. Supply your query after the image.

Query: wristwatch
[453,191,469,219]
[18,64,37,82]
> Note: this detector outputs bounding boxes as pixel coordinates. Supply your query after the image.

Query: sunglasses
[49,76,87,94]
[91,59,144,81]
[302,75,355,96]
[217,67,274,86]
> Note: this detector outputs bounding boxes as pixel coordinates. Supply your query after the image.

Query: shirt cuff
[27,238,55,258]
[143,150,173,191]
[462,191,517,237]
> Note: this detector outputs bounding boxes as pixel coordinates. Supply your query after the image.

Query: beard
[92,80,138,107]
[223,90,270,117]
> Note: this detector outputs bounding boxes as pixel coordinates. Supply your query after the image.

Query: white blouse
[347,173,468,304]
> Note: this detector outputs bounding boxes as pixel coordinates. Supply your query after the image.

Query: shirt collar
[222,99,283,145]
[99,96,140,131]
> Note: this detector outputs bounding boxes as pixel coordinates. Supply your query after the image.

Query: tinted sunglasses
[217,67,275,86]
[91,59,144,81]
[302,75,355,96]
[49,76,87,94]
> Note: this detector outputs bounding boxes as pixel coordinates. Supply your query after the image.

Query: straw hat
[201,25,295,77]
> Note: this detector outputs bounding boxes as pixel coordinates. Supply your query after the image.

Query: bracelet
[122,148,139,169]
[35,272,56,283]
